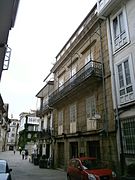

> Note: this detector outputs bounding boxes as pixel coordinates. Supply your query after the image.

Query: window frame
[115,54,135,105]
[121,117,135,154]
[69,103,77,123]
[58,110,63,126]
[110,6,129,53]
[86,95,96,120]
[85,51,94,69]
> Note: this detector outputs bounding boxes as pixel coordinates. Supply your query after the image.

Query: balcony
[36,102,50,117]
[97,0,121,17]
[38,128,52,140]
[49,61,102,106]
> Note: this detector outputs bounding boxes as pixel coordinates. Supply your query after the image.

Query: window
[70,66,76,78]
[35,125,38,131]
[11,133,15,137]
[69,63,77,83]
[111,7,129,52]
[97,0,110,13]
[85,52,94,69]
[58,110,63,135]
[86,96,96,119]
[13,122,16,125]
[70,104,77,122]
[122,117,135,154]
[58,76,64,90]
[116,56,135,105]
[27,133,31,139]
[58,110,63,126]
[41,120,44,130]
[11,139,14,143]
[43,96,48,106]
[70,104,77,133]
[28,125,34,131]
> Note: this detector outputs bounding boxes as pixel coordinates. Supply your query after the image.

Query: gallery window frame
[110,6,129,53]
[115,54,135,105]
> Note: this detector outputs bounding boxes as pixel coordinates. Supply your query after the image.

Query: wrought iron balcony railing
[49,61,102,105]
[36,101,53,117]
[38,128,52,139]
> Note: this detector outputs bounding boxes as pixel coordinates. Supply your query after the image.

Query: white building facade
[18,112,40,155]
[36,81,54,159]
[7,119,19,150]
[97,0,135,174]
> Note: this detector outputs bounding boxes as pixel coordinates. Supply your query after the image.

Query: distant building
[0,103,10,152]
[18,112,40,154]
[7,118,19,151]
[36,81,54,159]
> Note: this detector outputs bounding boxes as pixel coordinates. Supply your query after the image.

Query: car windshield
[0,162,6,173]
[81,159,101,170]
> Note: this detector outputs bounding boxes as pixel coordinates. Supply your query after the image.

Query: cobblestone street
[0,151,67,180]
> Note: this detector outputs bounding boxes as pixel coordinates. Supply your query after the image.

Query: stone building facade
[48,4,118,172]
[36,81,54,159]
[0,103,10,152]
[7,118,19,151]
[0,0,20,152]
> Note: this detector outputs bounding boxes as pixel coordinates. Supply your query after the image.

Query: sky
[1,0,96,119]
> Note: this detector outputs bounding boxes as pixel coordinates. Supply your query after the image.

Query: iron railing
[38,128,52,139]
[36,102,50,117]
[121,117,135,155]
[49,61,102,105]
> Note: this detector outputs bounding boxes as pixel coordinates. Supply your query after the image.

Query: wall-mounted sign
[27,117,40,124]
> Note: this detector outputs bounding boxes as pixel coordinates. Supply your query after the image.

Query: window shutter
[70,104,76,122]
[86,96,96,119]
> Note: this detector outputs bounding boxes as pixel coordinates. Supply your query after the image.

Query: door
[58,142,64,168]
[87,141,100,159]
[70,142,78,158]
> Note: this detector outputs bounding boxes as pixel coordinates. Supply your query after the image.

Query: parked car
[0,160,12,180]
[67,157,117,180]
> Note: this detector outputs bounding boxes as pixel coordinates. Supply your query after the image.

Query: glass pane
[113,17,119,38]
[58,111,63,125]
[118,64,124,88]
[120,89,125,96]
[124,60,131,85]
[126,86,133,93]
[70,104,76,122]
[119,12,125,33]
[91,98,96,117]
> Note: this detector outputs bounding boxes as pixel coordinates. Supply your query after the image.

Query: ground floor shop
[53,132,118,173]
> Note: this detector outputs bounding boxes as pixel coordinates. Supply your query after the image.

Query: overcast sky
[1,0,96,119]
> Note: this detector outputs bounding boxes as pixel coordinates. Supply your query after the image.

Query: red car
[67,157,117,180]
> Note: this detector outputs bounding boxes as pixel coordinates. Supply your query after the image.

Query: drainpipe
[106,18,125,175]
[98,21,108,136]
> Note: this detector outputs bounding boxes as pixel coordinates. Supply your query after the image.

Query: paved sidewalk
[0,151,67,180]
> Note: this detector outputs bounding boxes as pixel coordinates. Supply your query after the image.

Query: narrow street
[0,151,67,180]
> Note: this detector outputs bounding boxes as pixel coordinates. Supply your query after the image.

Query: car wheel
[67,175,71,180]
